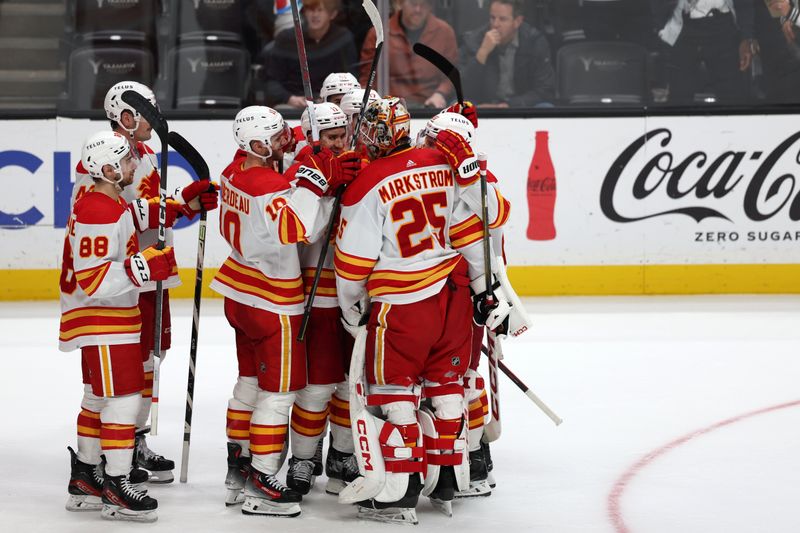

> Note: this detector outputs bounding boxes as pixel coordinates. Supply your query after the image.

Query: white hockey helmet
[319,72,360,102]
[104,81,157,132]
[233,105,291,160]
[81,131,132,187]
[339,88,380,121]
[359,96,412,157]
[422,111,475,144]
[300,102,348,142]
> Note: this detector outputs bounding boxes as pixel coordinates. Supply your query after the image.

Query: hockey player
[210,106,358,516]
[338,88,380,134]
[418,110,511,497]
[61,131,177,522]
[73,81,219,484]
[282,102,360,496]
[334,97,512,524]
[319,72,361,105]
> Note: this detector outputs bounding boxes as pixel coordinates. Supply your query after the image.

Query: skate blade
[65,494,102,511]
[101,504,158,523]
[144,470,174,484]
[454,480,492,499]
[241,497,301,518]
[430,498,453,517]
[225,488,245,507]
[357,506,418,525]
[325,478,346,495]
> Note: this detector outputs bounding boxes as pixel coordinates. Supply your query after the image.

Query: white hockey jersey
[72,139,181,290]
[209,155,332,315]
[334,146,489,312]
[59,192,141,352]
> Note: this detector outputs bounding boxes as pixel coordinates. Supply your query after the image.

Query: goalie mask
[233,105,292,160]
[359,97,411,158]
[104,81,157,134]
[300,102,348,142]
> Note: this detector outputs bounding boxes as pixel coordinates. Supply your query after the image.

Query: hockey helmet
[233,105,292,160]
[319,72,360,102]
[339,88,380,122]
[300,102,348,142]
[104,81,157,132]
[422,111,475,144]
[81,131,133,187]
[359,97,412,157]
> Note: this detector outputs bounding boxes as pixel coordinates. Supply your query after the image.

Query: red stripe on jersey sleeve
[334,248,377,281]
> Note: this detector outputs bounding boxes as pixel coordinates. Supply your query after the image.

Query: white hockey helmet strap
[232,105,288,161]
[300,102,348,142]
[81,131,132,189]
[104,81,157,134]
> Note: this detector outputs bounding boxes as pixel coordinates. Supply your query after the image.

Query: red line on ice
[608,399,800,533]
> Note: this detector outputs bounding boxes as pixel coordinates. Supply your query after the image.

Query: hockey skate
[481,439,496,489]
[324,446,360,495]
[286,456,315,495]
[356,473,421,525]
[312,439,324,476]
[225,442,251,506]
[455,449,491,499]
[66,446,104,511]
[134,429,175,483]
[241,468,302,517]
[429,465,457,517]
[100,473,158,523]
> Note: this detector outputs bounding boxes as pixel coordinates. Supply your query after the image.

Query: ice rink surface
[1,295,799,533]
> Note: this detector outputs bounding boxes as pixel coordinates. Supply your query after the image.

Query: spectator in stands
[658,0,756,105]
[753,0,800,103]
[460,0,556,108]
[359,0,457,108]
[263,0,357,109]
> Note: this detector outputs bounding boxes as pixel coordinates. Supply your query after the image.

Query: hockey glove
[329,150,361,193]
[434,130,480,186]
[177,179,220,215]
[295,148,339,196]
[446,100,478,128]
[471,277,511,335]
[129,198,182,232]
[125,246,177,287]
[341,297,370,338]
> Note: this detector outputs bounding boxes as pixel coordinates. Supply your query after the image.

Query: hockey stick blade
[121,90,168,142]
[363,0,383,45]
[168,132,210,181]
[413,42,463,105]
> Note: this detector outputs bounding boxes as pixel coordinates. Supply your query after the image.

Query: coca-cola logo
[600,128,800,223]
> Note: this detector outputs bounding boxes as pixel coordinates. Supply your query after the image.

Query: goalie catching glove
[470,260,533,338]
[124,246,177,287]
[296,149,360,196]
[434,130,479,185]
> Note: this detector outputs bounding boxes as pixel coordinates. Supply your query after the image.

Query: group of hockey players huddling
[60,71,529,525]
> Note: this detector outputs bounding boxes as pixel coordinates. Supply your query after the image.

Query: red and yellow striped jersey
[59,192,141,352]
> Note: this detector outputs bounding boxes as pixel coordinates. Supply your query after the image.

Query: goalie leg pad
[463,369,488,452]
[422,384,469,495]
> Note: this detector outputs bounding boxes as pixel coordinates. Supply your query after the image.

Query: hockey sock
[136,353,155,429]
[77,384,104,465]
[467,389,489,452]
[329,384,354,453]
[101,393,141,476]
[250,390,295,475]
[227,377,258,455]
[290,384,333,459]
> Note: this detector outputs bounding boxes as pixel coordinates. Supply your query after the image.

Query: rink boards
[1,115,799,299]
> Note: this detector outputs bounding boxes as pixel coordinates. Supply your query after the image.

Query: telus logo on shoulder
[600,128,800,223]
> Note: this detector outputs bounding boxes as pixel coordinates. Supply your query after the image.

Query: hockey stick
[297,0,384,342]
[167,131,211,483]
[121,90,168,436]
[480,345,563,426]
[412,42,463,106]
[289,0,320,144]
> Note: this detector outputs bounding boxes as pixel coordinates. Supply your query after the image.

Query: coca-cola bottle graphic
[527,130,556,240]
